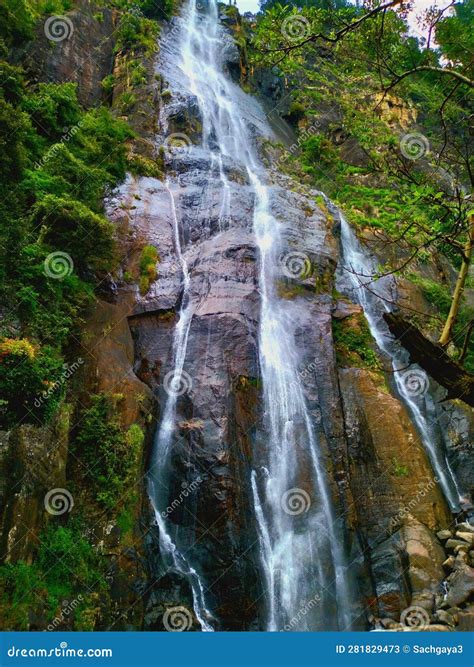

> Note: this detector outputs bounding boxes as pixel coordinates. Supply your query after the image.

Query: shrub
[0,523,107,630]
[115,12,159,56]
[0,98,31,182]
[69,107,133,182]
[332,313,379,369]
[0,337,64,427]
[31,195,115,275]
[138,244,158,294]
[0,0,36,48]
[21,83,81,141]
[74,394,144,510]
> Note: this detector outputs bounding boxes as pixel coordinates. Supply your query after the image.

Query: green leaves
[0,337,64,427]
[0,523,109,630]
[435,0,474,68]
[31,195,115,275]
[75,394,145,511]
[21,83,81,140]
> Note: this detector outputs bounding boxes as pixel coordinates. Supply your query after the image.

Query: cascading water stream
[336,210,463,512]
[149,181,214,631]
[150,0,353,630]
[249,174,351,631]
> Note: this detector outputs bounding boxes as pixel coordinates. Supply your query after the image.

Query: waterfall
[336,210,463,512]
[150,0,353,631]
[148,181,214,632]
[249,172,351,630]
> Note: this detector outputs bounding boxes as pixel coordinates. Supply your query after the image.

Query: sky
[233,0,453,39]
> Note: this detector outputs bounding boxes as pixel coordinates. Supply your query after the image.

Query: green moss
[332,313,379,369]
[128,153,163,178]
[237,375,262,391]
[116,505,135,536]
[392,457,409,477]
[277,281,308,300]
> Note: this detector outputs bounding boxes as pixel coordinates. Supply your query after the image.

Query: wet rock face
[120,160,263,628]
[436,399,474,506]
[118,53,346,624]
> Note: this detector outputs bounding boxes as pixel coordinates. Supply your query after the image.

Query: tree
[251,0,473,368]
[439,212,474,347]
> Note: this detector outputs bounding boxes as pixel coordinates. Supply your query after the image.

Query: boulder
[456,606,474,631]
[443,556,455,570]
[445,564,474,607]
[455,532,474,546]
[456,523,474,534]
[437,530,452,541]
[446,539,470,552]
[434,609,456,627]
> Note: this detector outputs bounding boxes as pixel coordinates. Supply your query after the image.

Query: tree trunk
[384,312,474,406]
[439,212,474,347]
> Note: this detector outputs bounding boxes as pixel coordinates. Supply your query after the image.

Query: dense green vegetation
[0,0,472,633]
[73,393,144,510]
[0,74,130,428]
[0,522,109,630]
[251,0,473,368]
[0,0,171,630]
[0,0,171,430]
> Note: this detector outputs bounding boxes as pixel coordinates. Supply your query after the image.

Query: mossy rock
[332,312,379,370]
